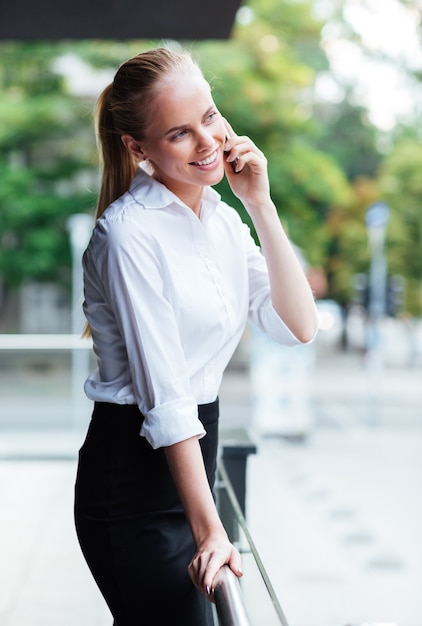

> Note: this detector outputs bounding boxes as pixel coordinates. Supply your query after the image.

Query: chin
[207,169,225,186]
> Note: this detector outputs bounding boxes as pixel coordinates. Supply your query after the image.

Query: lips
[190,149,218,166]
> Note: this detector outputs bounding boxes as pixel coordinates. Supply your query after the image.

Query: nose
[195,127,215,152]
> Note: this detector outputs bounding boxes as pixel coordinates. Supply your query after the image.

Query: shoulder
[92,197,144,246]
[84,196,160,272]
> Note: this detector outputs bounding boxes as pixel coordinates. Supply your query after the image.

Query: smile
[190,150,218,167]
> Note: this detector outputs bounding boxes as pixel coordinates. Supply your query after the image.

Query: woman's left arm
[223,120,318,343]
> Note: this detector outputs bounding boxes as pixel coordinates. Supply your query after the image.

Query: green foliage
[312,97,382,181]
[1,0,421,321]
[378,136,422,314]
[194,0,351,267]
[324,185,374,306]
[0,42,96,292]
[0,163,93,288]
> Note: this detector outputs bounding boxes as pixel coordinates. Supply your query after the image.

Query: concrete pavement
[0,341,421,625]
[247,427,422,626]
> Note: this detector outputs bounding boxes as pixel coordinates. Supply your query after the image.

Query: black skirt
[74,399,219,626]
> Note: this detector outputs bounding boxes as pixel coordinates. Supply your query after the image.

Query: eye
[205,111,218,123]
[171,129,188,141]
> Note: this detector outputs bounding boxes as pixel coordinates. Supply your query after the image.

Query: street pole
[365,202,390,425]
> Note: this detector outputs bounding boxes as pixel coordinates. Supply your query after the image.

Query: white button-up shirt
[83,167,304,449]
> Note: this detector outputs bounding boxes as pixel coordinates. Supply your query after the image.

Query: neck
[158,177,204,216]
[176,185,204,216]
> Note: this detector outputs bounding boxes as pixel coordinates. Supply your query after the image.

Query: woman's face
[140,69,227,205]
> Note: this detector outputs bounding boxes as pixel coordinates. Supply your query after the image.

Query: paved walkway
[0,343,421,625]
[0,459,111,626]
[247,428,422,626]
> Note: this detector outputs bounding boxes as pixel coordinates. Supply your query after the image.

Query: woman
[74,47,318,626]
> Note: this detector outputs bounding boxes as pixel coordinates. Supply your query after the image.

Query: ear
[121,134,145,160]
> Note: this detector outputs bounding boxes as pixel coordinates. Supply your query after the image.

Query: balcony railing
[215,459,289,626]
[214,565,251,626]
[0,334,289,625]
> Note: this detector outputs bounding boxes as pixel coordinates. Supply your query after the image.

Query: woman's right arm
[164,436,243,597]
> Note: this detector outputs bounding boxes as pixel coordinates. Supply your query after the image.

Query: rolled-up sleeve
[143,398,204,449]
[92,222,205,449]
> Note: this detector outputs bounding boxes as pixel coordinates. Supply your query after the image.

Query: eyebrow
[164,106,216,136]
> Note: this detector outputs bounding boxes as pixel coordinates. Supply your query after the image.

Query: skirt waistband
[92,397,219,427]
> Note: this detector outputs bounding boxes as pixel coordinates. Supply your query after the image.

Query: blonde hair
[83,47,201,338]
[94,47,202,219]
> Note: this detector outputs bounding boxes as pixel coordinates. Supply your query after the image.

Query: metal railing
[216,460,289,626]
[0,333,91,350]
[0,333,92,430]
[1,334,288,624]
[214,565,251,626]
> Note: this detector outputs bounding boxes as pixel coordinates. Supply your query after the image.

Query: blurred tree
[378,134,422,315]
[324,176,379,308]
[308,0,422,314]
[194,0,352,268]
[309,93,383,307]
[6,0,420,322]
[0,42,96,297]
[312,96,382,181]
[323,130,422,315]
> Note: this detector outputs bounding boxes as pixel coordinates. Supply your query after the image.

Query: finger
[223,117,236,138]
[224,140,256,177]
[224,138,249,161]
[202,554,231,597]
[225,137,264,163]
[228,150,263,174]
[228,550,243,578]
[188,555,208,594]
[189,552,218,597]
[205,552,242,603]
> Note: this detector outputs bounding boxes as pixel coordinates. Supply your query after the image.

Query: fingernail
[224,141,231,151]
[205,585,210,595]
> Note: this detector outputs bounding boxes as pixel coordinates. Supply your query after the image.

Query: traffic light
[386,275,405,317]
[352,273,369,310]
[352,273,405,317]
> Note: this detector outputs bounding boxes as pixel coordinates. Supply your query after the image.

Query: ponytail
[94,84,138,220]
[82,86,137,339]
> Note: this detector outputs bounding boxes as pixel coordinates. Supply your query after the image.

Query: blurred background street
[246,348,422,626]
[1,1,422,625]
[0,317,421,626]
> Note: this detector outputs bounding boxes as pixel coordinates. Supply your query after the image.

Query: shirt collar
[129,165,221,221]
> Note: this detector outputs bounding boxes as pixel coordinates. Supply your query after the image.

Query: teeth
[194,151,217,166]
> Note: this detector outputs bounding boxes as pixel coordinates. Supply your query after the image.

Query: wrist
[192,519,228,546]
[246,201,281,231]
